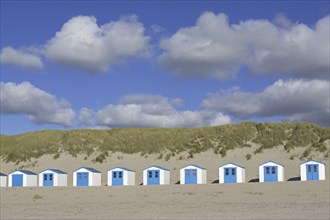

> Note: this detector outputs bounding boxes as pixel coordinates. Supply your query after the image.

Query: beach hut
[107,167,135,186]
[259,161,284,182]
[143,166,170,185]
[219,162,246,184]
[38,169,67,187]
[180,164,207,184]
[300,160,325,181]
[73,167,101,187]
[0,173,7,187]
[8,170,38,187]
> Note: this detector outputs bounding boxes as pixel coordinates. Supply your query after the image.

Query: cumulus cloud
[286,110,330,127]
[244,15,330,78]
[0,82,75,126]
[0,46,43,70]
[159,12,330,79]
[273,13,294,29]
[159,12,247,80]
[202,79,329,125]
[85,94,231,128]
[44,15,150,73]
[79,108,95,126]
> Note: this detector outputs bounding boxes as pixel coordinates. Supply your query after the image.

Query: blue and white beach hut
[180,164,207,184]
[108,167,135,186]
[300,160,325,181]
[259,161,284,182]
[39,169,67,187]
[143,166,170,185]
[0,172,7,187]
[73,167,101,186]
[8,170,38,187]
[219,162,246,184]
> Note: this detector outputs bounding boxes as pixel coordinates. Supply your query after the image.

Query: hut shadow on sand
[287,177,301,181]
[211,179,219,184]
[248,178,259,183]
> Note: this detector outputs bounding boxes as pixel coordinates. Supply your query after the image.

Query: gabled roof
[259,160,284,167]
[0,172,7,176]
[144,165,170,171]
[40,169,67,174]
[181,164,206,170]
[219,162,245,169]
[108,167,135,172]
[74,167,101,173]
[10,170,37,175]
[300,160,326,165]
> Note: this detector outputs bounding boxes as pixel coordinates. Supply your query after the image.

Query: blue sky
[1,1,329,135]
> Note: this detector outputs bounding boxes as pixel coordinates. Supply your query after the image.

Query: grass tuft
[32,194,43,201]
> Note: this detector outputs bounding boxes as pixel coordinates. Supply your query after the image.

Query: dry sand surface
[1,146,329,219]
[1,181,329,219]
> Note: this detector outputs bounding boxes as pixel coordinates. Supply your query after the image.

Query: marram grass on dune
[0,122,329,165]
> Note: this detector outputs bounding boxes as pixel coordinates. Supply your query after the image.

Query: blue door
[306,164,319,181]
[12,174,23,187]
[112,171,123,186]
[77,172,89,186]
[185,169,197,184]
[264,166,278,182]
[147,170,160,185]
[43,173,54,186]
[224,168,237,183]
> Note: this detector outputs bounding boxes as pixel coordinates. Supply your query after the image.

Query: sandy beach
[1,146,329,219]
[1,180,329,219]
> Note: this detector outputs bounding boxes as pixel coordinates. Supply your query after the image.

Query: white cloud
[79,108,95,126]
[159,12,330,79]
[202,79,329,125]
[90,94,230,128]
[0,46,43,70]
[0,82,75,126]
[244,15,330,78]
[118,94,176,116]
[151,24,166,34]
[159,12,247,80]
[44,15,150,73]
[286,110,330,127]
[273,13,294,29]
[171,98,184,107]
